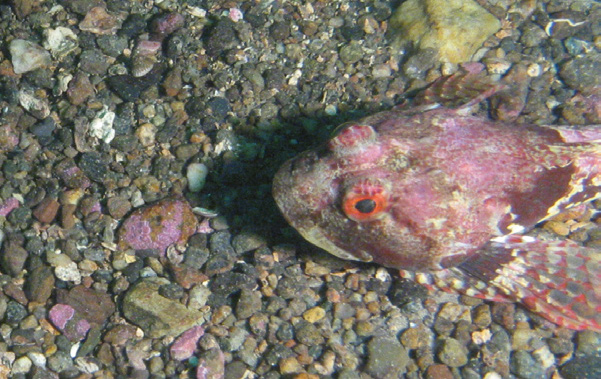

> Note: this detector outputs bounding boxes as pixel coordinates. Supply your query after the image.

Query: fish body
[273,102,601,331]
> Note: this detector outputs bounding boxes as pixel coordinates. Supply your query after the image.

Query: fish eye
[342,179,388,222]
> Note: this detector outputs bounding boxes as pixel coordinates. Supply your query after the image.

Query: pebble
[389,0,501,63]
[12,356,32,374]
[303,306,326,323]
[235,288,262,319]
[560,52,601,92]
[0,239,28,276]
[32,197,60,223]
[9,39,52,74]
[510,350,546,379]
[560,352,601,379]
[170,325,204,361]
[44,27,78,59]
[122,277,205,338]
[118,198,198,257]
[437,338,468,367]
[365,336,410,377]
[186,162,209,192]
[79,7,122,35]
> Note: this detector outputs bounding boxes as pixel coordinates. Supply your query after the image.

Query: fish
[272,67,601,331]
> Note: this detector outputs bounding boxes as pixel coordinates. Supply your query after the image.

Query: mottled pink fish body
[273,104,601,331]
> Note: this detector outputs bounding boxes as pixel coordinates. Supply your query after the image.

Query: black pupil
[355,199,376,214]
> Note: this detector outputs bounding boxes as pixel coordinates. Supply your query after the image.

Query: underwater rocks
[9,39,52,74]
[122,277,205,338]
[389,0,501,64]
[118,198,198,257]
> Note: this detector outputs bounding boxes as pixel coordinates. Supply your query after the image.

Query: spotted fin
[402,236,601,331]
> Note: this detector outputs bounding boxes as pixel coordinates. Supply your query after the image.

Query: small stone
[79,7,122,35]
[339,41,363,64]
[170,325,204,361]
[279,356,302,374]
[1,239,28,276]
[0,197,19,217]
[136,123,156,147]
[12,356,33,374]
[33,197,60,223]
[107,197,132,219]
[25,265,55,303]
[103,324,139,346]
[365,336,410,377]
[389,0,501,64]
[560,352,601,379]
[560,52,601,92]
[118,198,198,257]
[9,39,52,74]
[44,27,78,59]
[49,303,75,331]
[186,163,209,193]
[510,350,545,379]
[438,338,468,367]
[232,232,266,255]
[303,306,326,323]
[425,364,453,379]
[235,288,262,319]
[473,304,492,328]
[54,261,82,283]
[89,107,116,144]
[56,285,115,325]
[122,277,205,338]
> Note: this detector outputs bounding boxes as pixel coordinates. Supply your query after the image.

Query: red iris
[342,180,388,221]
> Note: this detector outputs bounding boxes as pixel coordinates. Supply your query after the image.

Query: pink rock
[0,197,19,217]
[49,304,75,330]
[170,325,204,361]
[118,198,198,257]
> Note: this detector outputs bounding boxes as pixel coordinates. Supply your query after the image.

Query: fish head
[273,114,482,271]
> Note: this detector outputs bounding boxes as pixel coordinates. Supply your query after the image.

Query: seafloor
[1,0,601,378]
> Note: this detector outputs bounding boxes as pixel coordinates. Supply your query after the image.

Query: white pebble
[11,356,32,374]
[44,27,78,59]
[55,261,82,283]
[9,39,52,74]
[89,107,116,144]
[27,351,46,367]
[186,163,209,192]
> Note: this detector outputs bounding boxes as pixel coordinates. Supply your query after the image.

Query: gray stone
[365,335,410,377]
[122,277,205,338]
[438,337,468,367]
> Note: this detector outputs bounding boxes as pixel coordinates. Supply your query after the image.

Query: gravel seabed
[1,0,601,378]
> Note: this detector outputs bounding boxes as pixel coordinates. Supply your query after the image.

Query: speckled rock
[389,0,501,63]
[438,338,468,367]
[118,198,198,257]
[122,277,205,338]
[9,39,52,74]
[365,335,410,377]
[170,325,204,361]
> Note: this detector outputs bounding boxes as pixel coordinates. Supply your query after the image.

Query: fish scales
[273,81,601,331]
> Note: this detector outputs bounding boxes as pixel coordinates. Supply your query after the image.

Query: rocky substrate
[1,0,601,378]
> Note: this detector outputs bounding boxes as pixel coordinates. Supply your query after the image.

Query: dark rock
[55,285,115,325]
[1,238,28,276]
[32,197,60,223]
[78,152,108,183]
[235,288,262,319]
[79,49,111,76]
[510,350,546,379]
[25,265,55,303]
[205,19,239,57]
[560,352,601,379]
[365,335,410,377]
[5,300,28,323]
